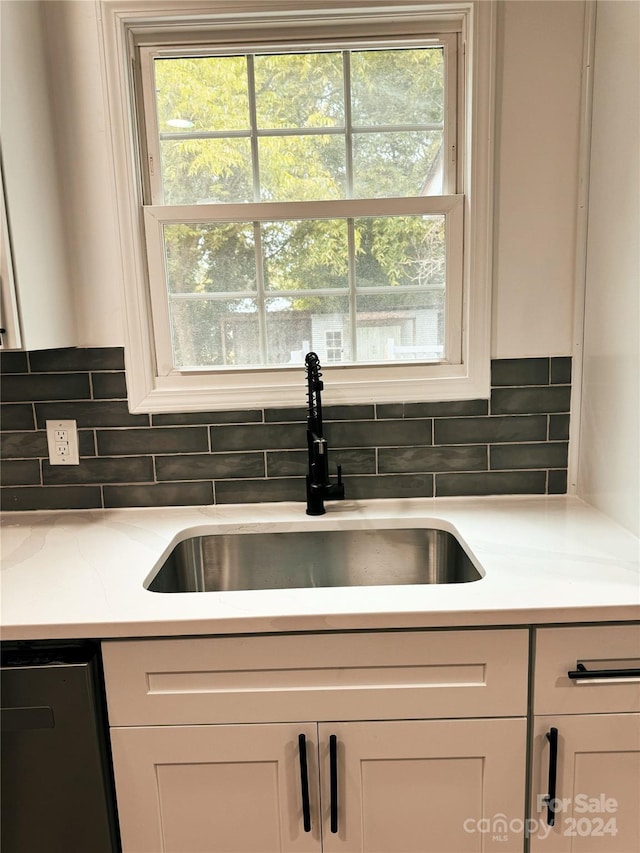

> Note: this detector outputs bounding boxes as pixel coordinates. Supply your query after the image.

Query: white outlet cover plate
[46,419,80,465]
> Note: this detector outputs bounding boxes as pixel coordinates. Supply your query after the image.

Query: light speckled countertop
[1,495,638,640]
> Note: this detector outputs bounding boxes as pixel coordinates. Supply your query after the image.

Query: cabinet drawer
[534,624,640,715]
[102,629,529,726]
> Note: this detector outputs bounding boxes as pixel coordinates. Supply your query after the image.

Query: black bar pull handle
[329,734,338,833]
[298,733,312,832]
[568,662,640,681]
[544,727,559,826]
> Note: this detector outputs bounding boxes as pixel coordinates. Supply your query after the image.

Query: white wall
[578,0,640,536]
[36,0,588,357]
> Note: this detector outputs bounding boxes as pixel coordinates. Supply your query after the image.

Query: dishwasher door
[1,642,120,853]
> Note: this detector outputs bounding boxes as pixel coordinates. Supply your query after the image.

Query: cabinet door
[1,168,21,350]
[531,714,640,852]
[110,723,321,853]
[319,718,526,853]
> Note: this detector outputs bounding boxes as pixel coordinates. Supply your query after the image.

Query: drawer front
[102,629,529,726]
[534,624,640,715]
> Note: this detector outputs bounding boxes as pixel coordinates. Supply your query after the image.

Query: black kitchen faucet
[305,352,345,515]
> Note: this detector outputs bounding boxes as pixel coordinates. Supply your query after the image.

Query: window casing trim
[99,0,496,412]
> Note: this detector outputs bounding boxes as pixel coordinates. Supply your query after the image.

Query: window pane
[169,298,260,368]
[162,216,447,367]
[352,131,443,197]
[356,291,445,362]
[155,56,250,132]
[164,223,256,294]
[354,215,446,289]
[155,56,252,205]
[262,220,349,290]
[153,47,447,204]
[350,48,444,126]
[254,52,344,129]
[259,136,346,201]
[160,139,253,204]
[264,296,351,365]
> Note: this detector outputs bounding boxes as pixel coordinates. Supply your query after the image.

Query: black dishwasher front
[1,641,120,853]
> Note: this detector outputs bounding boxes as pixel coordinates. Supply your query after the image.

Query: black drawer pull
[568,663,640,681]
[298,733,311,832]
[329,734,338,833]
[544,727,559,826]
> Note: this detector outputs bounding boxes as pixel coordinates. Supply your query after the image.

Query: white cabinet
[0,0,75,351]
[110,717,525,853]
[530,625,640,852]
[103,629,529,853]
[1,168,21,349]
[318,718,525,853]
[110,723,321,853]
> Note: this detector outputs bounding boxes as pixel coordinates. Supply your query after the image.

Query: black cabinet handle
[544,727,559,826]
[298,733,311,832]
[568,663,640,681]
[329,734,338,833]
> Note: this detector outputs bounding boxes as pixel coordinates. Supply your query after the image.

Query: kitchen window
[101,1,495,412]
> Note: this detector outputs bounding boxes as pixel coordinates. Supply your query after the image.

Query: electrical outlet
[46,420,80,465]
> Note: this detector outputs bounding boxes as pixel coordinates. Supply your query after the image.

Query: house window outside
[325,329,344,363]
[102,1,495,411]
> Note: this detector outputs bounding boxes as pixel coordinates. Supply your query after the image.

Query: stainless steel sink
[145,527,483,592]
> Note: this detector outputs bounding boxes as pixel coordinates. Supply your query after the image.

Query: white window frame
[100,1,496,413]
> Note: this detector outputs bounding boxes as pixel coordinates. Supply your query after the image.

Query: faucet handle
[329,463,345,501]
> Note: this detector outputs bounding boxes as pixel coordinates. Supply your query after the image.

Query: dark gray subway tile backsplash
[103,481,214,509]
[378,445,487,474]
[155,451,265,482]
[1,373,91,403]
[550,357,572,385]
[548,469,569,494]
[43,456,154,486]
[490,385,572,415]
[549,414,571,441]
[3,484,103,511]
[28,347,125,372]
[1,404,36,431]
[490,357,550,386]
[92,371,128,399]
[1,432,49,459]
[0,348,572,511]
[376,399,488,419]
[2,459,41,486]
[490,442,569,470]
[36,400,148,428]
[97,426,209,456]
[433,414,547,444]
[435,470,547,497]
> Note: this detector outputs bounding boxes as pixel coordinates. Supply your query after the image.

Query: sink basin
[145,527,483,592]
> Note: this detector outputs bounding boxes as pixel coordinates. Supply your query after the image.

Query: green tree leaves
[151,47,447,366]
